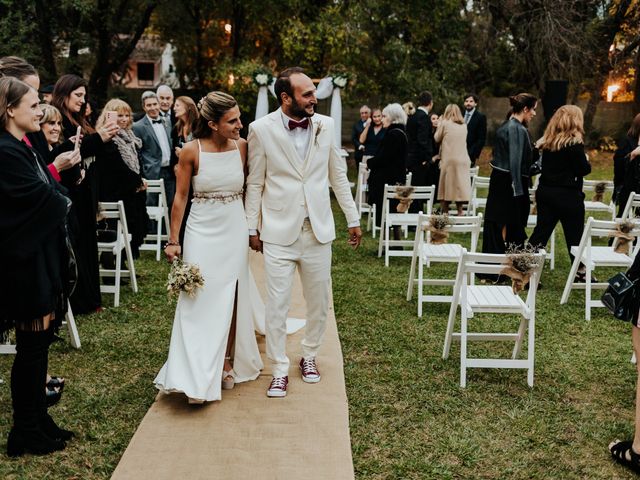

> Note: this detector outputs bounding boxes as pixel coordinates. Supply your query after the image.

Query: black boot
[8,328,66,457]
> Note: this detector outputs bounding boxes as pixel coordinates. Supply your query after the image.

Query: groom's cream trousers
[263,218,331,378]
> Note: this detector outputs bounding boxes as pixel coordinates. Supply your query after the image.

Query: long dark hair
[52,74,95,133]
[175,96,199,138]
[628,113,640,139]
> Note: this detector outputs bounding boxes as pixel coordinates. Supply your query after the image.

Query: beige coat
[434,119,471,202]
[245,109,359,246]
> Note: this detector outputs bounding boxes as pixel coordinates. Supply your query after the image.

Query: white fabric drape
[255,86,269,120]
[330,87,342,148]
[315,77,334,99]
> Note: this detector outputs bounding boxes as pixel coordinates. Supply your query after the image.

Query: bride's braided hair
[193,91,237,138]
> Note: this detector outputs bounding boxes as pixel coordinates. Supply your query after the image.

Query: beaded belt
[192,190,243,204]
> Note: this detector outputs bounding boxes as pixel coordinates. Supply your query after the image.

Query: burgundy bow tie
[288,118,309,130]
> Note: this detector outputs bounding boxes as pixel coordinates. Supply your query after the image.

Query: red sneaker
[299,357,321,383]
[267,376,288,398]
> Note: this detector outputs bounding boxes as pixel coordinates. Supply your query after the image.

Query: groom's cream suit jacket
[245,109,359,246]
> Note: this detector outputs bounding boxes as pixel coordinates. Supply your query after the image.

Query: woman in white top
[155,92,263,403]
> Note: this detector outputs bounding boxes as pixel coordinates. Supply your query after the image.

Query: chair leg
[65,301,81,349]
[114,247,122,307]
[550,228,555,270]
[585,265,592,321]
[407,250,417,301]
[560,255,581,304]
[460,304,468,388]
[512,317,527,359]
[124,238,138,293]
[377,215,385,257]
[417,259,424,317]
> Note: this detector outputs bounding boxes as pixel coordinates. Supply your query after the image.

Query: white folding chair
[407,213,482,316]
[560,217,640,320]
[583,180,616,220]
[469,175,490,216]
[0,301,80,353]
[377,185,436,266]
[354,162,377,237]
[140,179,170,261]
[527,186,555,270]
[97,201,139,307]
[618,191,640,221]
[443,249,546,387]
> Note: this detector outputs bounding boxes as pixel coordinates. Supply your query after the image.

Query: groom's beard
[291,97,315,118]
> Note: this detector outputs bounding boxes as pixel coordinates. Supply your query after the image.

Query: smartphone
[105,110,118,124]
[73,126,82,150]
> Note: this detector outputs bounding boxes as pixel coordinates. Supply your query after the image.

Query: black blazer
[368,124,408,193]
[466,110,487,162]
[406,108,432,169]
[352,120,366,162]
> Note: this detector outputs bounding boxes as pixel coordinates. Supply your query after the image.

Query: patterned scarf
[112,129,142,174]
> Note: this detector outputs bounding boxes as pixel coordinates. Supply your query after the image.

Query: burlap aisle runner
[111,252,355,480]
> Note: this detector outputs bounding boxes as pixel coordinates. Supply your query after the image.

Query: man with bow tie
[156,84,175,130]
[133,90,175,213]
[246,67,361,398]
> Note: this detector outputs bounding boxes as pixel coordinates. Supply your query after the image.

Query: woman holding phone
[96,99,148,259]
[52,74,119,314]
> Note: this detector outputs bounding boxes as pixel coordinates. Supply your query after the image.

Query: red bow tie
[288,118,309,130]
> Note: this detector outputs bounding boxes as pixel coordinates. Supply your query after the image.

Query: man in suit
[156,84,175,130]
[133,91,175,214]
[351,105,370,166]
[406,91,434,213]
[463,93,487,167]
[246,67,361,398]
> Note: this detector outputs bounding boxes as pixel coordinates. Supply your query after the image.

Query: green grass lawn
[1,150,637,479]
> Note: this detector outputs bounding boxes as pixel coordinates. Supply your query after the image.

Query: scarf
[112,129,142,174]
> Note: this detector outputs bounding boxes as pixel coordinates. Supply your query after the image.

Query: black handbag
[601,272,640,322]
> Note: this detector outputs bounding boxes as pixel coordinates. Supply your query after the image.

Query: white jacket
[245,109,359,246]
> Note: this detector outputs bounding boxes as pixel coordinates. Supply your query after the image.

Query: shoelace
[301,358,319,375]
[270,377,287,389]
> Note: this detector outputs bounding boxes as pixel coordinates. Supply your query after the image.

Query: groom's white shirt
[245,108,359,246]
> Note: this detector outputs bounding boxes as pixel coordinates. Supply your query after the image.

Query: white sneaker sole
[301,375,321,384]
[267,390,287,398]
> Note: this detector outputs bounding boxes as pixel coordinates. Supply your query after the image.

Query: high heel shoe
[46,376,65,392]
[222,370,235,390]
[46,384,62,408]
[39,413,74,441]
[7,426,66,457]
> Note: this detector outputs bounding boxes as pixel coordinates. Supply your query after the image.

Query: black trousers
[529,185,585,262]
[11,327,52,430]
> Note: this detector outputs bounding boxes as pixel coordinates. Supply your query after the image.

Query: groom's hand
[249,234,263,253]
[347,226,362,249]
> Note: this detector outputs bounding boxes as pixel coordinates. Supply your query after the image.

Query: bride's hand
[164,244,181,262]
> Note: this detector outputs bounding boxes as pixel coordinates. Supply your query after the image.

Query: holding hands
[249,234,263,253]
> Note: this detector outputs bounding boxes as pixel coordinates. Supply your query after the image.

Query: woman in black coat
[51,75,119,314]
[614,113,640,216]
[0,77,73,456]
[528,105,591,274]
[96,99,148,258]
[367,103,408,227]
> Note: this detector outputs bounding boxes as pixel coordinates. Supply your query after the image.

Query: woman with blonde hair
[528,105,591,273]
[95,99,148,258]
[434,104,471,215]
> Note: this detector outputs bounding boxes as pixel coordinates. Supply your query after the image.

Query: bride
[155,92,263,403]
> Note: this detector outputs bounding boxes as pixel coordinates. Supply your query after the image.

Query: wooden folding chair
[377,185,435,266]
[560,217,640,320]
[97,201,139,307]
[407,213,482,317]
[140,179,170,261]
[443,249,546,387]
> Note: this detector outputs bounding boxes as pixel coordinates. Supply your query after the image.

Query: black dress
[96,134,148,258]
[483,118,532,254]
[59,116,105,314]
[528,143,591,260]
[367,123,408,225]
[362,124,386,157]
[614,135,640,217]
[0,132,70,332]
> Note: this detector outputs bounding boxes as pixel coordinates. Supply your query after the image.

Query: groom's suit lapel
[269,110,303,178]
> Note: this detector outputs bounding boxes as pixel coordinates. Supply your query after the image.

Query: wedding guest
[463,93,487,166]
[133,91,175,213]
[482,93,537,256]
[39,104,81,182]
[403,102,416,116]
[528,106,591,277]
[156,84,174,128]
[96,99,148,259]
[52,74,119,314]
[367,103,408,227]
[0,76,73,456]
[351,105,370,166]
[172,96,198,160]
[614,113,640,216]
[434,104,471,216]
[39,84,54,104]
[359,108,386,162]
[406,91,434,188]
[84,98,98,128]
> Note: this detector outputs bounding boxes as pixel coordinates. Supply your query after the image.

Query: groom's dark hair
[274,67,306,105]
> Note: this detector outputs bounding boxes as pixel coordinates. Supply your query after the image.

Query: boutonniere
[314,122,323,147]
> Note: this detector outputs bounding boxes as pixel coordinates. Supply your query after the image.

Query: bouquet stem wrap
[394,186,415,213]
[610,221,635,255]
[592,182,607,202]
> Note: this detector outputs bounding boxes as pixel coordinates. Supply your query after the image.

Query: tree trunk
[634,46,640,115]
[33,0,58,82]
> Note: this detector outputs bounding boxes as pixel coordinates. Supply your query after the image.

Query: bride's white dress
[154,140,263,402]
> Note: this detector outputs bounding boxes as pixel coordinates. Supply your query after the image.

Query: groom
[245,67,361,398]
